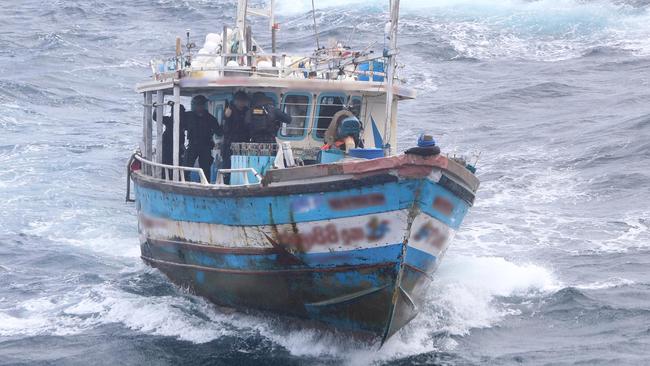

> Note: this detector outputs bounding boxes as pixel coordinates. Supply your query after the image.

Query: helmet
[251,92,273,106]
[233,91,249,102]
[337,116,361,139]
[191,95,209,109]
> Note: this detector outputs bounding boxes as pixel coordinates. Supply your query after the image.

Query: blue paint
[196,270,205,284]
[371,116,384,148]
[230,155,272,185]
[404,246,437,273]
[417,179,470,228]
[135,178,469,229]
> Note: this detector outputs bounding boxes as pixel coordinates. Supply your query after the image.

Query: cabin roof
[135,75,417,100]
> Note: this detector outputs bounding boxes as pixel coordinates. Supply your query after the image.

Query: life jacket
[321,140,346,151]
[248,104,275,141]
[321,136,355,152]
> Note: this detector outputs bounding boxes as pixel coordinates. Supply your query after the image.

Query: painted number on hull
[276,217,390,251]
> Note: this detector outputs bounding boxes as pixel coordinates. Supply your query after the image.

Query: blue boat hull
[132,157,476,343]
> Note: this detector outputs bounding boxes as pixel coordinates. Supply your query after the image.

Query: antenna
[382,0,400,156]
[311,0,321,50]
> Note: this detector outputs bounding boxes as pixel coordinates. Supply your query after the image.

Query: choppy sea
[1,0,649,365]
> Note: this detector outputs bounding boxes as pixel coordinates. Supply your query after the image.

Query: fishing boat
[126,0,479,345]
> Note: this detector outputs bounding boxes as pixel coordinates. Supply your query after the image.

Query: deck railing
[151,52,387,82]
[130,154,262,187]
[134,154,210,184]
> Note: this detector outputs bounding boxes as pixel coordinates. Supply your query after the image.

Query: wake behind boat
[126,0,479,345]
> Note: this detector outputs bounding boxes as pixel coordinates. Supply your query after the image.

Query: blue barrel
[349,148,384,159]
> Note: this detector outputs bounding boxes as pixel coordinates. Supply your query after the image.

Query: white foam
[595,211,650,253]
[0,255,558,362]
[64,285,233,343]
[245,255,559,364]
[278,0,650,60]
[575,278,635,290]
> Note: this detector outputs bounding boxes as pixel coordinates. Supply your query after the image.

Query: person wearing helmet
[184,95,223,181]
[222,91,250,173]
[245,92,291,143]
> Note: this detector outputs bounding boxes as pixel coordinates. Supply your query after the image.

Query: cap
[417,133,436,147]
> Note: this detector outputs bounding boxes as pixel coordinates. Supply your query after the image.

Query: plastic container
[349,148,384,160]
[230,155,272,185]
[319,149,345,164]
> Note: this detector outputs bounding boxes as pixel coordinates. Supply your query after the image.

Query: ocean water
[1,0,649,365]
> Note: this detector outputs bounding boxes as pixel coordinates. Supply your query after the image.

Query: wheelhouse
[132,0,414,185]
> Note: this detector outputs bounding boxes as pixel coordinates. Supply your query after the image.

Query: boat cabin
[133,0,414,185]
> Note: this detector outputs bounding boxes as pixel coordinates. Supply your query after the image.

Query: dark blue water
[1,0,650,365]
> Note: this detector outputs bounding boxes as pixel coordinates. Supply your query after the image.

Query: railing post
[280,55,285,77]
[155,91,164,178]
[172,84,181,181]
[222,26,228,77]
[143,91,153,175]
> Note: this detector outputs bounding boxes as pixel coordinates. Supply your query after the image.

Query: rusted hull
[131,155,477,343]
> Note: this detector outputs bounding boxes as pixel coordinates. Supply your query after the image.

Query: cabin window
[314,94,347,139]
[280,94,311,138]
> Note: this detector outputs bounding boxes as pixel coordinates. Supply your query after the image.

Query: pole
[270,0,276,67]
[383,0,400,156]
[143,92,153,172]
[236,0,248,41]
[172,85,181,181]
[155,91,164,177]
[311,0,320,50]
[246,25,252,67]
[175,37,182,70]
[271,26,277,67]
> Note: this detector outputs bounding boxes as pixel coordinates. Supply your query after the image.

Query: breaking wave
[278,0,650,60]
[0,254,560,364]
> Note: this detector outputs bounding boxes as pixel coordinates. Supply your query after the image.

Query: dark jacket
[186,111,223,148]
[155,111,188,164]
[223,106,250,144]
[245,104,292,143]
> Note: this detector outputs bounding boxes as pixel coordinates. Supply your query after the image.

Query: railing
[134,154,209,185]
[131,154,262,187]
[151,51,388,82]
[215,168,263,186]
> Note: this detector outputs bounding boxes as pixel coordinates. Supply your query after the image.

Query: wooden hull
[132,154,477,344]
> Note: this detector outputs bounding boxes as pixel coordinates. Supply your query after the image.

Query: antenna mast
[311,0,321,50]
[383,0,400,155]
[236,0,277,52]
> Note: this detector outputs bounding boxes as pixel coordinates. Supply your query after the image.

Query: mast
[236,0,276,58]
[236,0,248,50]
[383,0,400,155]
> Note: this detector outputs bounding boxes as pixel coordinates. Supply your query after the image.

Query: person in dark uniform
[222,91,250,171]
[153,104,188,179]
[245,92,292,143]
[184,95,223,181]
